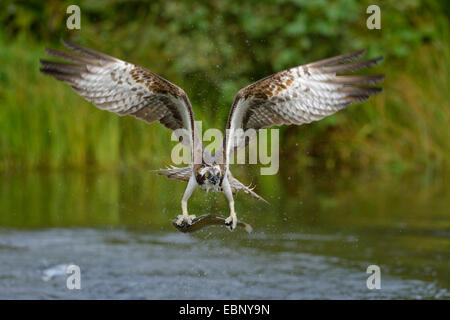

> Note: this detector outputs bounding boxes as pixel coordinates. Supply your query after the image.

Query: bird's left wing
[222,50,384,166]
[40,40,200,156]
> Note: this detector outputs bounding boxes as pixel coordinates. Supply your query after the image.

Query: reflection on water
[0,170,449,299]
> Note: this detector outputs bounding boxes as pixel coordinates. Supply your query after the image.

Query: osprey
[40,40,384,231]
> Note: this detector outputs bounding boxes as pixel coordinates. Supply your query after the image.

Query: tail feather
[154,166,268,204]
[228,173,269,204]
[153,165,192,182]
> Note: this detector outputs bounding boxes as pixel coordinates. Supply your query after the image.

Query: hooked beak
[208,175,219,185]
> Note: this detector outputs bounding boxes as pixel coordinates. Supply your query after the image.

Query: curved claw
[224,215,237,232]
[176,214,196,226]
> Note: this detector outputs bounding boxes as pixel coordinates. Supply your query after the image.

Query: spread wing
[222,50,384,165]
[40,40,199,155]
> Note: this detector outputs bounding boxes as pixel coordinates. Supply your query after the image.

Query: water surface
[0,170,448,299]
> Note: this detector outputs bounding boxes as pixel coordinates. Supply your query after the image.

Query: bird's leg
[176,176,197,226]
[222,177,237,231]
[225,199,237,232]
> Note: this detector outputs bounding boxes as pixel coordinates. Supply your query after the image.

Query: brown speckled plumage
[221,50,384,163]
[40,40,197,153]
[40,41,384,209]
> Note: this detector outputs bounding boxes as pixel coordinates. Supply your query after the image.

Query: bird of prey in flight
[40,40,384,231]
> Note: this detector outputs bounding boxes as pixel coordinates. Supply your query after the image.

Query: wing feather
[40,40,199,153]
[222,50,384,164]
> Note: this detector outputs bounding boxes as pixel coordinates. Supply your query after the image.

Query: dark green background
[0,0,448,175]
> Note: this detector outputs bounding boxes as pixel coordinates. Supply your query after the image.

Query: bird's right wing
[40,40,201,157]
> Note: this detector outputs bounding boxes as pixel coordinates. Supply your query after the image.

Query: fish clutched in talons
[176,214,197,226]
[224,215,237,232]
[172,214,253,233]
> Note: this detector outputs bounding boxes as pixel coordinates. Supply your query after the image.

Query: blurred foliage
[0,0,449,176]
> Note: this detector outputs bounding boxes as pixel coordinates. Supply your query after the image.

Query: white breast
[200,181,222,192]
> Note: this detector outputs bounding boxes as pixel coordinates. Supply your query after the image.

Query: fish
[172,214,253,233]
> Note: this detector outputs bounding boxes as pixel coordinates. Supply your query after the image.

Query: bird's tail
[152,165,192,182]
[228,173,269,204]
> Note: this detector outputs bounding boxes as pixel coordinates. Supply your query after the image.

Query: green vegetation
[0,0,448,176]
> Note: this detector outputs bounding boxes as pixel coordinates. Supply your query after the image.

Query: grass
[278,41,450,177]
[0,38,175,172]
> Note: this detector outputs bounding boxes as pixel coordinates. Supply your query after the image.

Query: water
[0,170,449,299]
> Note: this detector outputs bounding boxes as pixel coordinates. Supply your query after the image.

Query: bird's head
[200,165,223,186]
